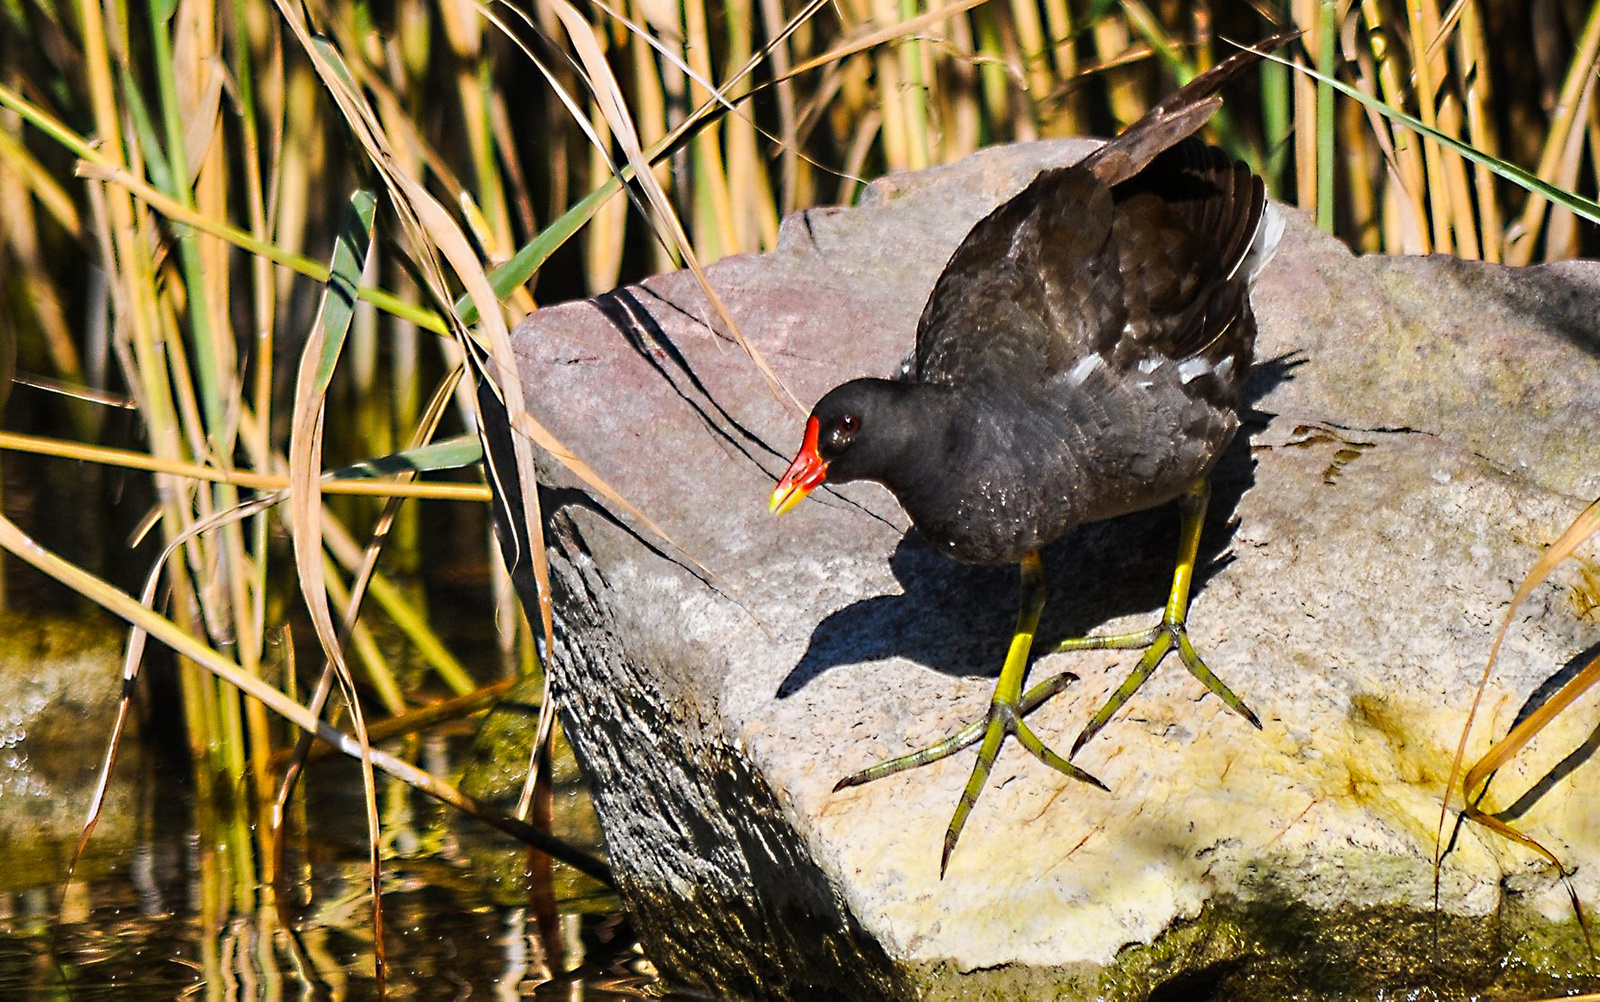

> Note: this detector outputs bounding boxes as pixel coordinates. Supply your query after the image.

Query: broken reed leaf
[281,14,588,865]
[284,181,389,989]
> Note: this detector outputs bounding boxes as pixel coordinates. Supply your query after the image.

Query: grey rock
[505,139,1600,999]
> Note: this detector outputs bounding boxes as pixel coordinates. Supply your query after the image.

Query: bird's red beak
[769,416,828,515]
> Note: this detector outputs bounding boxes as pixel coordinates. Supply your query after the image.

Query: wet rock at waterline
[0,614,141,881]
[458,674,610,907]
[496,139,1600,999]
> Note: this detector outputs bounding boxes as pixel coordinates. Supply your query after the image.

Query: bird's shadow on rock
[776,443,1258,698]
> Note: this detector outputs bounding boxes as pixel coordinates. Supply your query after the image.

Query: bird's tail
[1082,31,1300,187]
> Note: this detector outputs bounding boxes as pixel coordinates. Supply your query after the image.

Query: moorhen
[770,35,1294,875]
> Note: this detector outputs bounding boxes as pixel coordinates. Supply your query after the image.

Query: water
[0,735,671,1000]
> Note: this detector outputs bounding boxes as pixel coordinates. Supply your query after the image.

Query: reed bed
[0,0,1597,988]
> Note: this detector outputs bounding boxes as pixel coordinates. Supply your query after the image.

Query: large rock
[505,139,1600,999]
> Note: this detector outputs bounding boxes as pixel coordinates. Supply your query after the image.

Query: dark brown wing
[1107,138,1265,375]
[912,164,1126,390]
[911,33,1291,392]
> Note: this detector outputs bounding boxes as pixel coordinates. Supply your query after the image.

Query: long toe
[832,715,992,791]
[1069,615,1261,755]
[834,670,1083,793]
[1015,718,1108,790]
[1173,625,1261,729]
[941,703,1015,877]
[1071,628,1174,755]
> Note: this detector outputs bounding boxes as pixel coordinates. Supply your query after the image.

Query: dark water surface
[0,472,692,1000]
[0,737,675,1000]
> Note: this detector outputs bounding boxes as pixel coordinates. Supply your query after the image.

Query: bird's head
[768,378,909,515]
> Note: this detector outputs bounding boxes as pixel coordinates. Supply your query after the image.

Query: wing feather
[913,165,1125,389]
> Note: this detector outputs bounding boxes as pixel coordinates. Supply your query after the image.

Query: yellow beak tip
[769,486,802,516]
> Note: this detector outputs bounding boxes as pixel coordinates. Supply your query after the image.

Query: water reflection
[0,738,678,1000]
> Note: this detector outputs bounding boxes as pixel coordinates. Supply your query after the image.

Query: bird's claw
[1065,615,1260,757]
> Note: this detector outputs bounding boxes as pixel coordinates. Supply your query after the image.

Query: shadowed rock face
[499,138,1600,1000]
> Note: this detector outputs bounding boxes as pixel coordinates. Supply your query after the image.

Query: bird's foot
[834,551,1109,877]
[832,671,1078,787]
[1060,613,1261,757]
[833,671,1106,877]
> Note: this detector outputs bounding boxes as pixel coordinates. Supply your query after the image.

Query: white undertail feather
[1238,201,1286,283]
[1064,353,1104,387]
[1177,356,1212,384]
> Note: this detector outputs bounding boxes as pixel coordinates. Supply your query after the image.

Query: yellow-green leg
[1066,478,1261,756]
[833,550,1107,877]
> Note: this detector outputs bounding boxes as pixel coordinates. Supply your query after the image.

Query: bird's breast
[886,374,1235,564]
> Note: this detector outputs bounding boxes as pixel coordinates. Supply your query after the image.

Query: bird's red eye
[821,413,860,457]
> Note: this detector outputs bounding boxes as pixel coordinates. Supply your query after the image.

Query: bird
[768,34,1294,876]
